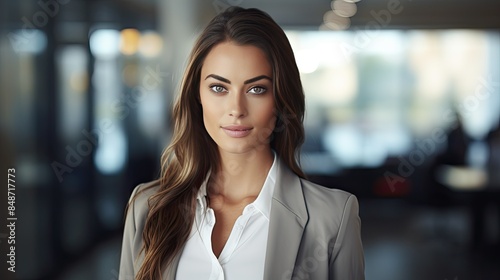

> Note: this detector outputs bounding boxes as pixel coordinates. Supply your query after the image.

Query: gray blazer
[119,159,365,280]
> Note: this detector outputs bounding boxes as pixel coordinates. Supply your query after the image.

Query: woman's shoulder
[300,178,355,201]
[299,178,359,215]
[126,180,161,218]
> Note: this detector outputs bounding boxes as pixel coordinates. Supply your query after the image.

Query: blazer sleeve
[119,185,142,280]
[330,194,365,280]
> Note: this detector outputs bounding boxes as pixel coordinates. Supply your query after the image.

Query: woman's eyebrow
[205,74,231,84]
[205,74,272,84]
[243,75,272,84]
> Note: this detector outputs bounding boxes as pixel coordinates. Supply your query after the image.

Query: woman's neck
[208,147,274,204]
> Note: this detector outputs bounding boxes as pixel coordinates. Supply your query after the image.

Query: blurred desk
[435,164,500,250]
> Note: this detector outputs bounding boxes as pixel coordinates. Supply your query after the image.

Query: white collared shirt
[176,154,277,280]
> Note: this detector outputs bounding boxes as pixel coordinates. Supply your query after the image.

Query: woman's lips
[221,125,253,138]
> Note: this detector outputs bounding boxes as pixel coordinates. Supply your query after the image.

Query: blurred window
[286,30,500,173]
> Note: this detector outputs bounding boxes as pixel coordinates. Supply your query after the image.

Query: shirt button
[248,205,254,211]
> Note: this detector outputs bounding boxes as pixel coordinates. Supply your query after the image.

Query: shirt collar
[196,171,211,212]
[250,152,277,220]
[196,151,278,219]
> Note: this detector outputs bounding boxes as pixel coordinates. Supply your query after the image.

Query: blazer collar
[263,157,309,280]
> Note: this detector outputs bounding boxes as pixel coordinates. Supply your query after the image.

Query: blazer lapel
[263,159,309,280]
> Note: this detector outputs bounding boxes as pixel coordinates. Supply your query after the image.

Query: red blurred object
[373,176,411,197]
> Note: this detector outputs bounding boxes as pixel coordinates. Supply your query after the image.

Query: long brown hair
[133,6,306,279]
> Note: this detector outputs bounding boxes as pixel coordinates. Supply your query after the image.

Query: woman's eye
[248,86,266,95]
[209,85,227,93]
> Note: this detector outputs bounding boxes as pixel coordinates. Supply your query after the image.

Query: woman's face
[199,41,276,155]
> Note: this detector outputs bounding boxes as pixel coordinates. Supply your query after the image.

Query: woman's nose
[227,91,247,118]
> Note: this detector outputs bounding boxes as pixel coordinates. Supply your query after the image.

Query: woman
[120,7,364,280]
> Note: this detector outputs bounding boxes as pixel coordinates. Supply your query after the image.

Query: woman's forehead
[201,42,272,82]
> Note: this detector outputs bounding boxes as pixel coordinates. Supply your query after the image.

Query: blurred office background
[1,0,500,279]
